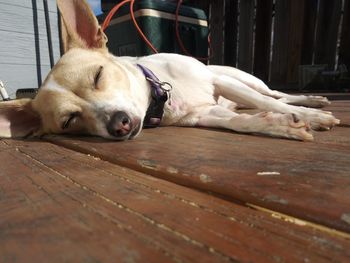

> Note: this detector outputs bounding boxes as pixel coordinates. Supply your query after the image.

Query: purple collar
[137,64,172,128]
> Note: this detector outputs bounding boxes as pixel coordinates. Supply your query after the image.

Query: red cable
[175,0,211,61]
[102,0,131,31]
[102,0,211,60]
[102,0,158,53]
[129,0,158,53]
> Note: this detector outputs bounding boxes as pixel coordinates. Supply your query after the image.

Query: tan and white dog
[0,0,340,141]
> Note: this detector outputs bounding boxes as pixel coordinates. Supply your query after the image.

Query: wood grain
[1,139,350,262]
[45,101,350,233]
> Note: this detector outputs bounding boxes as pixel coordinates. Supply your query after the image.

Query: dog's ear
[0,99,42,138]
[57,0,108,53]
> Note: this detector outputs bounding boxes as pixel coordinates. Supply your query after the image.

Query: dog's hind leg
[178,105,313,141]
[208,65,330,108]
[212,75,340,130]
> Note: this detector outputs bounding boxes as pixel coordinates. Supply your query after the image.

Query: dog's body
[0,0,340,141]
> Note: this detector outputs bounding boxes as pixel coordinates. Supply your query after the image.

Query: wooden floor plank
[2,140,350,262]
[45,115,350,232]
[0,143,178,263]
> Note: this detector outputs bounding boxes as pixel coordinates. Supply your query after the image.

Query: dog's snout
[107,111,132,138]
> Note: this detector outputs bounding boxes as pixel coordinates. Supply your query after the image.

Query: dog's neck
[111,56,170,127]
[136,64,171,127]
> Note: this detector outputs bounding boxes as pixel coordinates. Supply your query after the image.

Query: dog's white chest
[161,99,188,125]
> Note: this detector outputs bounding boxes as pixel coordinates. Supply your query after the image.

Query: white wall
[0,0,60,99]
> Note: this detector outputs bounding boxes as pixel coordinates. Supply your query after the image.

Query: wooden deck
[1,100,350,262]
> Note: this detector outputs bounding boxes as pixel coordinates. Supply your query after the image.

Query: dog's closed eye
[62,112,80,130]
[94,66,103,88]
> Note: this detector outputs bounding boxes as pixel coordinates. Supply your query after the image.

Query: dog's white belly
[123,53,217,125]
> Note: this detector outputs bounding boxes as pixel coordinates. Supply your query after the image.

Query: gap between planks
[248,204,350,240]
[34,139,350,241]
[8,143,235,262]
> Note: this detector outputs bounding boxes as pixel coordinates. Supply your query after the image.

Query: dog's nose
[107,111,133,138]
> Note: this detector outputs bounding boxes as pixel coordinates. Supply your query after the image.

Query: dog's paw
[283,113,314,141]
[257,112,314,141]
[295,108,340,130]
[302,95,331,108]
[279,95,331,108]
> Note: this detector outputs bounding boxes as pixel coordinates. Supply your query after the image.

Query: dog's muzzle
[107,111,141,140]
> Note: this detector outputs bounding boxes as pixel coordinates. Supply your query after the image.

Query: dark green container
[98,0,208,57]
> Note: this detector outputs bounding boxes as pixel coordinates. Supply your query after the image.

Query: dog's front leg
[177,105,313,141]
[213,75,340,130]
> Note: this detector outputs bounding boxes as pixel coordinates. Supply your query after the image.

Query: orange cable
[175,0,211,61]
[102,0,131,31]
[129,0,158,53]
[102,0,211,60]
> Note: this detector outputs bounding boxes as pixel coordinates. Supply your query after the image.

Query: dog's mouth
[129,120,142,139]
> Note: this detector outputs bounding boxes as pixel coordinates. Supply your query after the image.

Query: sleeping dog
[0,0,340,141]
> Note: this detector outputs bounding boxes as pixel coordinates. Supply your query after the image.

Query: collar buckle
[137,64,172,128]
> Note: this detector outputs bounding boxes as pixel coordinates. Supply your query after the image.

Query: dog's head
[0,0,148,140]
